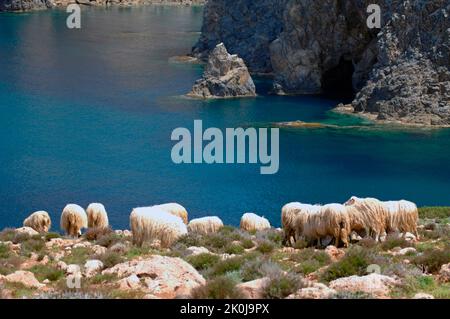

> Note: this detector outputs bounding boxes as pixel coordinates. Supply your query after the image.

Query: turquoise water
[0,7,449,230]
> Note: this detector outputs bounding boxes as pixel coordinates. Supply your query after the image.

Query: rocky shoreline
[0,0,205,12]
[192,0,450,127]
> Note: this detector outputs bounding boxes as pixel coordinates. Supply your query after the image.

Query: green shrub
[85,227,113,241]
[29,264,64,282]
[88,273,118,285]
[224,243,245,255]
[262,272,304,299]
[125,246,149,259]
[256,229,283,246]
[357,238,378,249]
[0,243,10,259]
[332,291,373,299]
[321,247,374,282]
[21,237,46,255]
[44,232,60,241]
[241,238,255,249]
[380,235,413,251]
[97,251,123,268]
[186,253,220,271]
[62,247,92,265]
[292,239,309,249]
[209,256,246,277]
[256,240,275,254]
[289,248,331,275]
[0,228,16,242]
[0,255,23,275]
[419,207,450,219]
[191,276,244,299]
[412,246,450,273]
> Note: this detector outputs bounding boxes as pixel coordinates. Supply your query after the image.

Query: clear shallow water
[0,7,449,230]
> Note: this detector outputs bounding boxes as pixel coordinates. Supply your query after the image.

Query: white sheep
[281,202,304,245]
[153,203,188,224]
[383,200,419,239]
[23,211,51,233]
[60,204,88,237]
[130,206,187,247]
[86,203,109,229]
[240,213,271,232]
[187,216,224,235]
[344,196,388,242]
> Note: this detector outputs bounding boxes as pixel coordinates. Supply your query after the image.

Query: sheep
[240,213,271,232]
[383,200,419,239]
[296,204,350,248]
[281,202,304,246]
[130,206,187,248]
[154,203,188,224]
[60,204,88,237]
[344,196,388,242]
[187,216,224,235]
[86,203,109,229]
[23,211,51,233]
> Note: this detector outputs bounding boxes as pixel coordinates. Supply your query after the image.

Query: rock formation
[0,0,52,11]
[193,0,450,126]
[188,43,256,98]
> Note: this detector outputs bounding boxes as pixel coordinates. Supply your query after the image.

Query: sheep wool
[60,204,88,237]
[383,200,419,238]
[188,216,224,235]
[86,203,109,229]
[130,207,187,248]
[23,211,51,233]
[154,203,188,224]
[240,213,271,232]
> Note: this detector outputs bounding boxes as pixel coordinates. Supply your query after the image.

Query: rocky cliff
[0,0,52,11]
[193,0,450,126]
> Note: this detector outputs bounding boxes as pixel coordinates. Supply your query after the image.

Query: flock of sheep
[282,196,419,248]
[18,196,419,249]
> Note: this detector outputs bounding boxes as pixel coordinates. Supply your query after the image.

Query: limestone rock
[329,273,398,298]
[103,255,205,298]
[66,264,81,275]
[325,245,345,262]
[15,227,39,237]
[287,283,337,299]
[4,271,44,289]
[413,293,435,299]
[188,43,256,99]
[84,260,104,277]
[236,277,269,299]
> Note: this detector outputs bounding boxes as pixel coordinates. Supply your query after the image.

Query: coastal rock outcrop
[102,255,206,298]
[0,0,52,11]
[193,0,450,126]
[329,273,398,298]
[188,43,256,98]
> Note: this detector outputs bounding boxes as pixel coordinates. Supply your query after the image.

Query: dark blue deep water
[0,6,449,230]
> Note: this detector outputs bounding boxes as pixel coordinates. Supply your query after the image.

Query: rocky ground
[0,207,449,299]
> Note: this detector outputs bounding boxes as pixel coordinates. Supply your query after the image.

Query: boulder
[4,271,44,289]
[84,260,104,277]
[287,283,336,299]
[109,242,128,254]
[103,255,205,298]
[66,264,81,275]
[188,43,256,99]
[392,247,417,256]
[118,274,141,290]
[329,273,398,298]
[324,245,345,261]
[15,227,39,237]
[236,277,269,299]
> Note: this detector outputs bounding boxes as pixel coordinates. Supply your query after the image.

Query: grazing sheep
[296,204,350,248]
[187,216,224,235]
[60,204,88,237]
[281,202,304,246]
[383,200,419,239]
[86,203,109,229]
[23,211,51,233]
[130,207,187,247]
[344,196,388,242]
[154,203,188,224]
[240,213,271,232]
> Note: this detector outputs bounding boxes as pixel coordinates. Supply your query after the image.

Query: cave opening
[321,57,355,100]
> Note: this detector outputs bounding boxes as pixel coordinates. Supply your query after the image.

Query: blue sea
[0,6,449,230]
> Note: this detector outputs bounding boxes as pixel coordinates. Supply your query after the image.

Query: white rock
[413,293,434,299]
[185,246,210,256]
[84,260,104,277]
[66,264,81,275]
[4,271,44,289]
[393,247,417,256]
[329,273,398,298]
[236,277,269,299]
[15,227,39,237]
